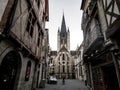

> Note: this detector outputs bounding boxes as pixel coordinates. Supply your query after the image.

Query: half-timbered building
[0,0,49,90]
[81,0,120,90]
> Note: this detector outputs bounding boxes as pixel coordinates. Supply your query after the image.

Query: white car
[47,76,57,84]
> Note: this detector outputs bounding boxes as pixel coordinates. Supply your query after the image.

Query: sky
[45,0,83,50]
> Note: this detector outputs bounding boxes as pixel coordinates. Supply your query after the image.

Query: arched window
[25,61,31,81]
[63,65,65,73]
[62,54,65,60]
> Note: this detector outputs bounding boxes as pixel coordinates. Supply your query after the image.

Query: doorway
[102,65,119,90]
[0,51,20,90]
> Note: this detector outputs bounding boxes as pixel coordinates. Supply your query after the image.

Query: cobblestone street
[37,79,89,90]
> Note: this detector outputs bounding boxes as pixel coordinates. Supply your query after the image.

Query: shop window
[25,61,31,81]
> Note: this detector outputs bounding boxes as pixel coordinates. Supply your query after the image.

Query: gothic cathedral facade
[49,14,76,79]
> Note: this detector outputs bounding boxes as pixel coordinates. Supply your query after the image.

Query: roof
[70,51,77,56]
[59,46,68,52]
[60,14,67,38]
[50,51,57,56]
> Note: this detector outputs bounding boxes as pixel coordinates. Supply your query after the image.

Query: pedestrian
[62,76,65,85]
[85,80,87,86]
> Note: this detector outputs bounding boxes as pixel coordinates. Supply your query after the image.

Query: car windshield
[50,76,57,80]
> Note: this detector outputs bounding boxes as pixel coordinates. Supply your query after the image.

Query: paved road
[37,79,89,90]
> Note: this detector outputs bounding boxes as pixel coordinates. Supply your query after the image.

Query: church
[49,14,76,79]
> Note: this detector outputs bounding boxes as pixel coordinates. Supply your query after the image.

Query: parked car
[47,76,57,84]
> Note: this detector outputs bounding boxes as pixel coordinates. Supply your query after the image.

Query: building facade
[75,42,86,81]
[81,0,120,90]
[48,14,76,79]
[0,0,49,90]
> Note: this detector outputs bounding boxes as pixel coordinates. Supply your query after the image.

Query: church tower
[49,14,76,79]
[57,14,70,52]
[54,14,74,79]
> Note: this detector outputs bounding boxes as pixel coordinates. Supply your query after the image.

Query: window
[62,54,65,60]
[62,61,65,64]
[63,65,65,73]
[25,61,31,81]
[26,9,36,37]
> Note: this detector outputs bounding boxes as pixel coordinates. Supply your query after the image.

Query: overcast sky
[45,0,83,50]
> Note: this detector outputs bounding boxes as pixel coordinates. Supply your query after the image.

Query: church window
[62,61,65,64]
[63,65,65,72]
[62,54,65,60]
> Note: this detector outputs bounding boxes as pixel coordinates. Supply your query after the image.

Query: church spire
[60,13,67,37]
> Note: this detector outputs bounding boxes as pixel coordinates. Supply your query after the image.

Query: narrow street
[37,79,89,90]
[1,0,120,90]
